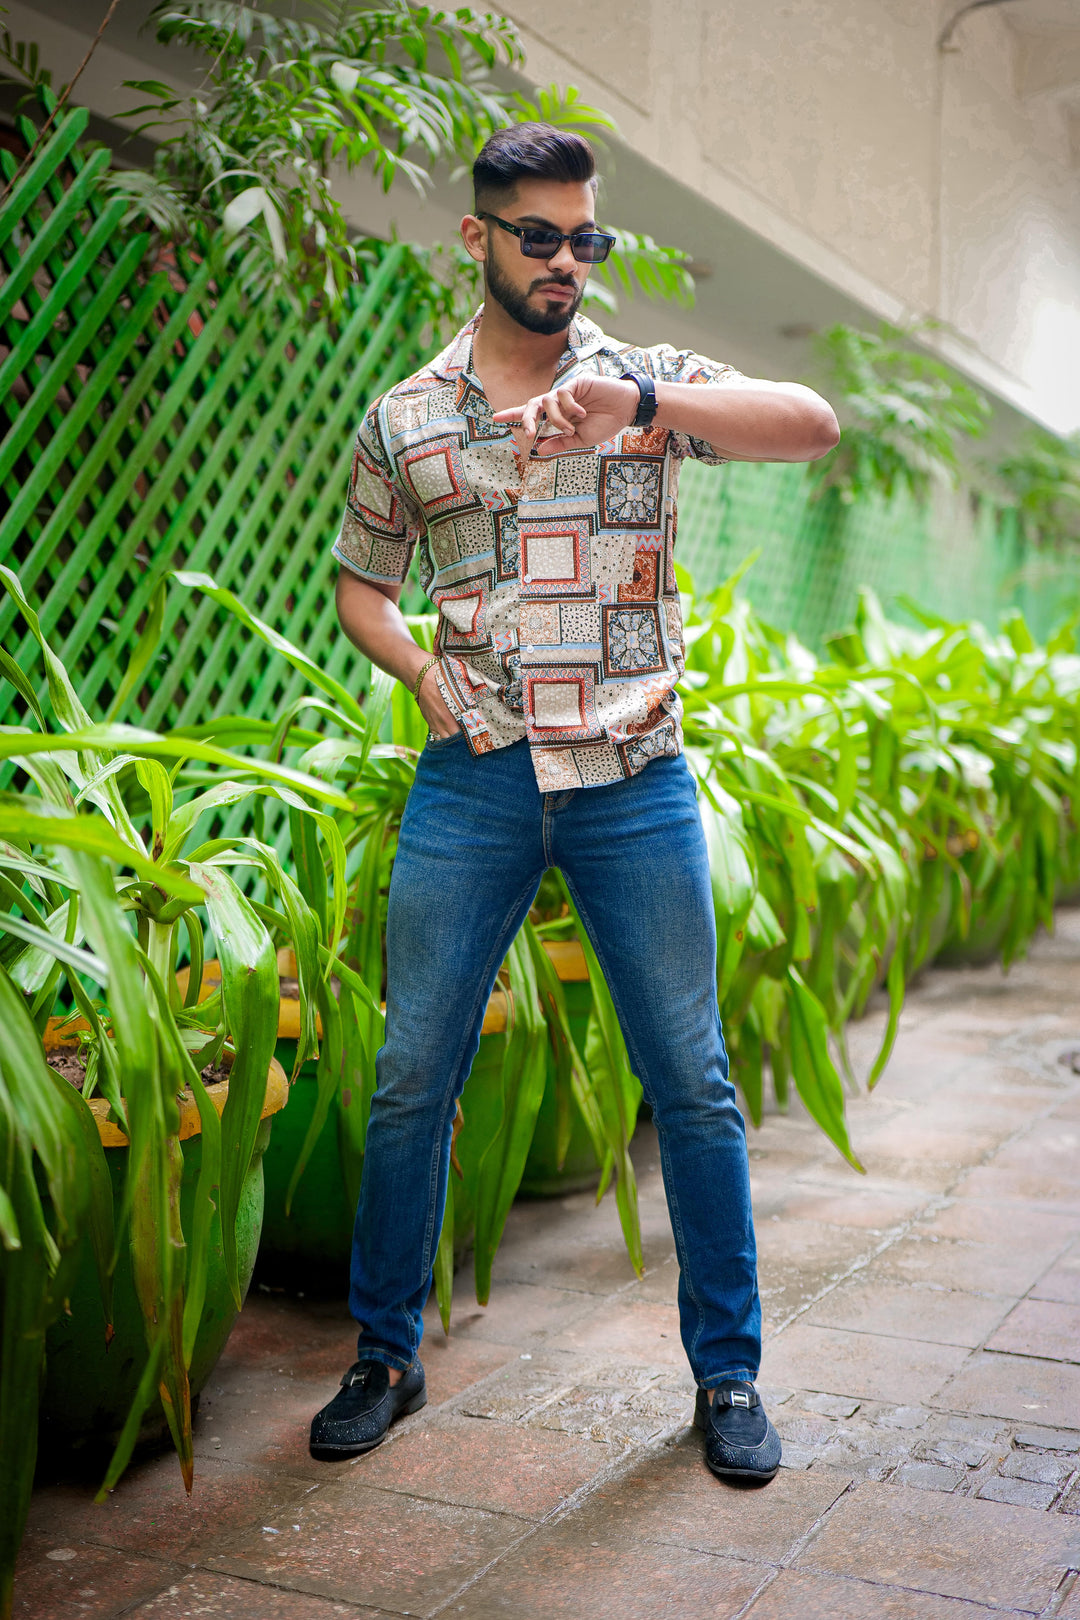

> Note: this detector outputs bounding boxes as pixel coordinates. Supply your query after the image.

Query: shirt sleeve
[647,345,747,466]
[333,401,424,584]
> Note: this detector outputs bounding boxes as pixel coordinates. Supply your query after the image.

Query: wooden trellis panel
[0,106,435,737]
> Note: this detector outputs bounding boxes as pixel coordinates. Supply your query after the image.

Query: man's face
[469,178,598,336]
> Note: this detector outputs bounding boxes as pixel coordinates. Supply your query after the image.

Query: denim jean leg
[551,753,761,1386]
[349,738,546,1367]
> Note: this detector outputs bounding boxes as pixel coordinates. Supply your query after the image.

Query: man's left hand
[493,374,641,458]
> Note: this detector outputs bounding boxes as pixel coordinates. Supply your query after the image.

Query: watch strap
[623,369,658,428]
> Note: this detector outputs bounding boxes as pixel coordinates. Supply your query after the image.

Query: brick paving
[17,914,1080,1618]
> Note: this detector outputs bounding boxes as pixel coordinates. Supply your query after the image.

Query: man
[310,124,839,1484]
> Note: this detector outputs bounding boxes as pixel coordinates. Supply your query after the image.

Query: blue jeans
[349,735,761,1388]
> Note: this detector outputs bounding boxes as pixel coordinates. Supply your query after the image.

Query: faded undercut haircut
[472,123,598,211]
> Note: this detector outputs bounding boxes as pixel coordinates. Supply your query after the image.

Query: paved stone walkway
[17,914,1080,1618]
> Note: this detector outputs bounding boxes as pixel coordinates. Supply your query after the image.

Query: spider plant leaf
[0,799,204,905]
[173,570,367,730]
[105,579,167,724]
[189,862,277,1309]
[433,1171,454,1335]
[472,930,550,1305]
[786,968,862,1171]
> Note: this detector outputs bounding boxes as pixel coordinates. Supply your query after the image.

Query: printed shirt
[333,307,742,793]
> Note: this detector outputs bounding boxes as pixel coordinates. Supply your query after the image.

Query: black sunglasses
[477,212,616,264]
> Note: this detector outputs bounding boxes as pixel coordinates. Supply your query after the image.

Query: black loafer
[310,1358,426,1460]
[694,1379,782,1483]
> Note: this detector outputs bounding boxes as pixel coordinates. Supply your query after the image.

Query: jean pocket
[425,729,466,751]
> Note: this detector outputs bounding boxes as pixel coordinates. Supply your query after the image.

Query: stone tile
[492,1228,674,1295]
[528,1383,692,1447]
[26,1456,311,1561]
[919,1439,992,1470]
[1060,1573,1080,1617]
[206,1482,522,1612]
[806,1280,1013,1348]
[799,1392,861,1418]
[986,1298,1080,1362]
[766,1187,929,1231]
[861,1234,1054,1297]
[895,1462,964,1492]
[1001,1448,1073,1484]
[951,1165,1080,1213]
[799,1157,960,1196]
[743,1568,1004,1619]
[418,1336,518,1408]
[1031,1241,1080,1304]
[977,1475,1058,1508]
[547,1297,685,1365]
[351,1413,612,1518]
[939,1351,1080,1428]
[760,1324,969,1405]
[568,1434,849,1561]
[985,1120,1080,1176]
[217,1293,354,1374]
[755,1222,877,1329]
[852,1117,1007,1166]
[12,1532,177,1620]
[127,1569,383,1617]
[453,1360,575,1423]
[424,1281,597,1349]
[914,1200,1079,1250]
[450,1524,768,1620]
[797,1480,1080,1610]
[620,1254,681,1304]
[194,1367,345,1478]
[1014,1424,1080,1450]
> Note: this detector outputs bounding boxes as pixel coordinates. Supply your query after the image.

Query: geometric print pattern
[333,306,743,790]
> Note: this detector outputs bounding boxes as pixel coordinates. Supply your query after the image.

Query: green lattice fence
[0,105,435,745]
[676,457,1066,649]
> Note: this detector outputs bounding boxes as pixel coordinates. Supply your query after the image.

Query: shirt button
[523,573,532,583]
[525,645,535,654]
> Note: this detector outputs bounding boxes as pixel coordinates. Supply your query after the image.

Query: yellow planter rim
[43,1021,289,1149]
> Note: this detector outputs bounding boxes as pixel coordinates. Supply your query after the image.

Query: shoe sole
[309,1388,427,1460]
[705,1458,780,1483]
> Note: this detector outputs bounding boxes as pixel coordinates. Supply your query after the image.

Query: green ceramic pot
[258,975,603,1283]
[38,1051,286,1458]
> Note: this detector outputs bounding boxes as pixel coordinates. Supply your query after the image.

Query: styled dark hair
[472,123,597,209]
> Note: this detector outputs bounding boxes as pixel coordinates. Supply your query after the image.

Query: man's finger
[540,391,576,435]
[557,386,587,420]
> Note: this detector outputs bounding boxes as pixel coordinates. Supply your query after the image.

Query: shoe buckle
[728,1390,751,1408]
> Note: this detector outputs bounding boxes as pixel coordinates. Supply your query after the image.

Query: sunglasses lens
[520,231,561,258]
[573,234,614,263]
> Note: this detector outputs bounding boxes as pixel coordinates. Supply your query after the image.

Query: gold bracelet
[411,655,439,702]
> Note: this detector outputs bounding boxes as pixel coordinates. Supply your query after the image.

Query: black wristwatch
[623,369,659,428]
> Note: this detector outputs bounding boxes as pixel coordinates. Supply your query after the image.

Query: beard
[484,251,584,335]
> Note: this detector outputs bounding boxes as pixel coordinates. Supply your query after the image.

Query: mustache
[531,273,578,292]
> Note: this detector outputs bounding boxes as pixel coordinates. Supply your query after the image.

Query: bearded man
[310,122,839,1484]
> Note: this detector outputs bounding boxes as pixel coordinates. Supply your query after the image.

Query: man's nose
[548,238,578,275]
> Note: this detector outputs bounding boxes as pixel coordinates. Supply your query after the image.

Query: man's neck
[471,298,571,386]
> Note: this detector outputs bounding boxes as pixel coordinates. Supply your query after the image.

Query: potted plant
[0,567,357,1612]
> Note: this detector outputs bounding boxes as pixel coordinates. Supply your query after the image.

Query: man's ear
[460,214,486,264]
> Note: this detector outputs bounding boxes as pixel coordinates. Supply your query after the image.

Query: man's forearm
[335,569,431,692]
[653,380,839,463]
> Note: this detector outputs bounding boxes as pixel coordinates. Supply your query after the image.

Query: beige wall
[495,0,1080,434]
[14,0,1080,434]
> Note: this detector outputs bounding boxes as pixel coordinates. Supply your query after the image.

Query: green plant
[172,571,647,1323]
[996,428,1080,547]
[96,0,689,325]
[678,558,1080,1140]
[808,322,990,505]
[0,567,363,1614]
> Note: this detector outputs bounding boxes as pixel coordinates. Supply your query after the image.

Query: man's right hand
[416,664,461,739]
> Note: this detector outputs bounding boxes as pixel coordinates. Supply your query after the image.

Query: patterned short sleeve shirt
[333,307,743,793]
